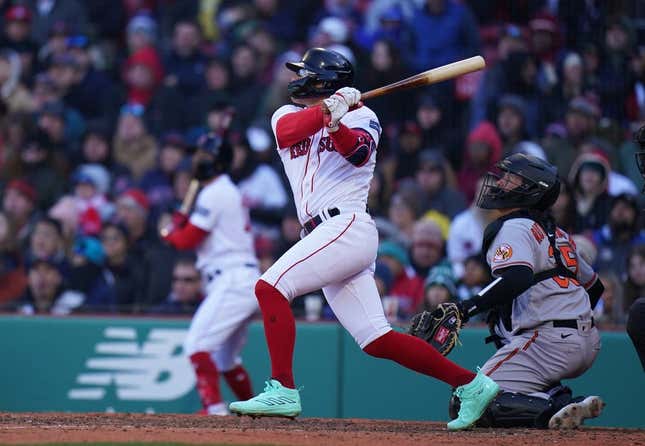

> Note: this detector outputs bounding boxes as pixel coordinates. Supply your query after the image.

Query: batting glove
[335,87,361,107]
[322,94,349,131]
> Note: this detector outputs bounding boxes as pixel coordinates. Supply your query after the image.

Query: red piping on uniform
[522,330,539,350]
[273,214,356,287]
[486,330,539,376]
[486,348,519,376]
[311,136,321,193]
[300,138,313,218]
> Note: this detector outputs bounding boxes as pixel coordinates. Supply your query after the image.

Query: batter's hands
[322,94,349,131]
[335,87,361,107]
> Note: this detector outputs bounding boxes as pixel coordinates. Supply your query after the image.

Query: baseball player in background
[631,123,645,372]
[450,154,605,428]
[162,134,259,415]
[228,47,499,430]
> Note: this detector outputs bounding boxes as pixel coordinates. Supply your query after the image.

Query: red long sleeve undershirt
[163,222,209,250]
[275,105,324,148]
[275,106,372,166]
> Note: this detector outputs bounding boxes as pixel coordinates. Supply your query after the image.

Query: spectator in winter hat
[377,240,424,318]
[2,5,38,72]
[457,121,502,202]
[2,179,38,245]
[127,14,158,53]
[568,152,612,231]
[123,46,164,106]
[422,262,456,312]
[496,94,528,155]
[409,218,447,278]
[115,188,150,244]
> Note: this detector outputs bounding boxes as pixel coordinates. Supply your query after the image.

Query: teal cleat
[447,369,499,431]
[229,379,301,419]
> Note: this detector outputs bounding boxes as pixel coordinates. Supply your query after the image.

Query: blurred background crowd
[1,0,645,329]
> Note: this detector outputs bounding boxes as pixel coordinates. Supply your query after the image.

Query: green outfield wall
[0,315,641,427]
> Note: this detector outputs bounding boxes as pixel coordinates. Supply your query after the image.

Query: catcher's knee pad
[449,390,564,429]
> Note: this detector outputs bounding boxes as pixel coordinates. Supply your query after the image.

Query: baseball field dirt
[1,413,644,445]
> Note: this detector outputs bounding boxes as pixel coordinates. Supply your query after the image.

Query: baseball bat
[360,55,486,101]
[179,179,200,215]
[159,179,200,238]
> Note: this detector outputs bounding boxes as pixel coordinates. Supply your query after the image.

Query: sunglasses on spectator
[173,275,200,283]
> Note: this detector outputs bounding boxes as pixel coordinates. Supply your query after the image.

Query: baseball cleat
[447,369,500,431]
[229,379,301,418]
[206,402,230,416]
[548,396,605,429]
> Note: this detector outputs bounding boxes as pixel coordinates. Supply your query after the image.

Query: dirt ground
[1,412,644,446]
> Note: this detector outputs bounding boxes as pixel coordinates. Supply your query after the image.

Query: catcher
[410,154,605,429]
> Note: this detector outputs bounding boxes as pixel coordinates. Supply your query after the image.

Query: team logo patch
[493,244,513,262]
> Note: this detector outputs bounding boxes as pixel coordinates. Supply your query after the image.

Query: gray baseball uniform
[481,218,601,393]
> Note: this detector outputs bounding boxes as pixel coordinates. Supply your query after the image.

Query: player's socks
[255,279,296,389]
[363,330,475,388]
[189,351,223,407]
[223,365,254,400]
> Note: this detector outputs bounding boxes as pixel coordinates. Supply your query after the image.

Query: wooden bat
[160,179,200,237]
[179,179,200,215]
[360,55,486,101]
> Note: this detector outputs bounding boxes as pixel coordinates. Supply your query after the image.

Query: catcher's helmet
[477,153,561,211]
[193,133,233,180]
[285,48,354,98]
[635,124,645,192]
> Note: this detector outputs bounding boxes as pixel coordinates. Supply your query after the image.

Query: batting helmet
[285,48,354,98]
[635,124,645,192]
[477,153,561,211]
[193,133,233,180]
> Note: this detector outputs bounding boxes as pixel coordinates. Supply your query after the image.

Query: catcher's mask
[193,133,233,181]
[635,124,645,192]
[285,48,354,99]
[477,153,560,211]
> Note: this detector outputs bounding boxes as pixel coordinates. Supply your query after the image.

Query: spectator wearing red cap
[10,129,67,209]
[0,5,38,72]
[457,121,502,202]
[115,187,179,312]
[529,11,562,92]
[2,179,38,246]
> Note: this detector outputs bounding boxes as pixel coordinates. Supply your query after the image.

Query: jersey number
[548,243,580,288]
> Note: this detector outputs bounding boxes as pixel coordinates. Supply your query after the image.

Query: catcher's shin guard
[449,386,574,429]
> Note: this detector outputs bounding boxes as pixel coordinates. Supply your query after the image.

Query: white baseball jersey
[486,218,596,333]
[270,105,381,224]
[189,174,257,272]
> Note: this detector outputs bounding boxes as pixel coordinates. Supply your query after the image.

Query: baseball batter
[162,134,259,415]
[451,154,605,429]
[228,48,499,430]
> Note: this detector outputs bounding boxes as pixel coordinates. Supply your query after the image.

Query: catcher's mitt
[408,303,463,356]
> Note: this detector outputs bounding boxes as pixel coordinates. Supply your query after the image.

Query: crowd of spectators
[1,0,644,329]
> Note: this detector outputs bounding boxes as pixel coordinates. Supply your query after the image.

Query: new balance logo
[68,327,194,401]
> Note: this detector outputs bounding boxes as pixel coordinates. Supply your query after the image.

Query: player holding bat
[228,47,497,430]
[161,132,260,416]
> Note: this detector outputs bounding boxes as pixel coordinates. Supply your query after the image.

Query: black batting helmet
[477,153,561,211]
[285,48,354,98]
[635,124,645,192]
[193,133,233,180]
